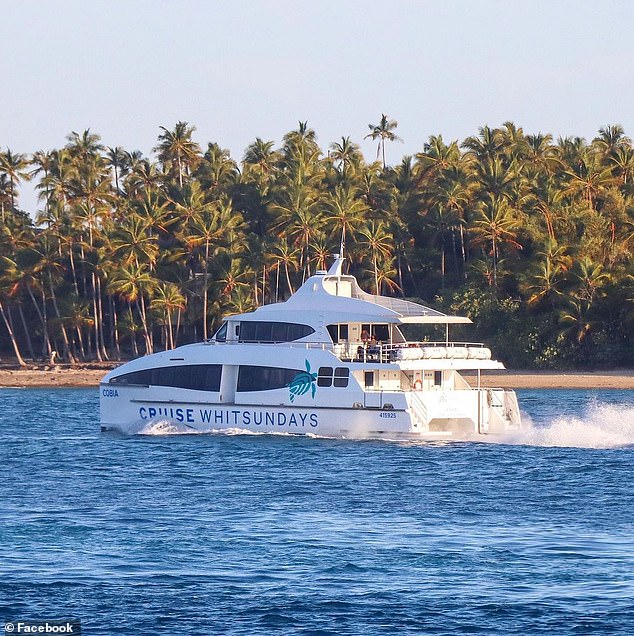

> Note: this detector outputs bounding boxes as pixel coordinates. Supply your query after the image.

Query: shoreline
[0,366,634,390]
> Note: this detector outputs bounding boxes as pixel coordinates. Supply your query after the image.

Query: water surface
[1,388,633,634]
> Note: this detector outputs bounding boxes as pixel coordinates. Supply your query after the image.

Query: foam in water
[503,402,634,449]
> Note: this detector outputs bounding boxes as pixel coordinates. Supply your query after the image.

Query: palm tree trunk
[96,276,108,360]
[68,244,80,297]
[175,308,182,348]
[28,285,52,358]
[0,299,27,367]
[203,240,209,340]
[492,236,498,289]
[48,272,76,363]
[111,297,121,360]
[91,273,102,362]
[18,304,35,360]
[459,225,467,280]
[76,326,86,360]
[36,286,52,358]
[373,256,379,295]
[138,296,152,354]
[167,310,174,350]
[285,261,294,295]
[128,304,139,357]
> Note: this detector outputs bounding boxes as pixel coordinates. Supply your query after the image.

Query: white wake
[504,402,634,449]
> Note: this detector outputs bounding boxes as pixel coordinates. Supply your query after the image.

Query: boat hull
[99,384,520,440]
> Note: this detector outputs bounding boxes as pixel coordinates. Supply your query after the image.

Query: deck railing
[206,339,490,364]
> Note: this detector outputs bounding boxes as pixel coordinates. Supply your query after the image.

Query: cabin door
[364,371,382,408]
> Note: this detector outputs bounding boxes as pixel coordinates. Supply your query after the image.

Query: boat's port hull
[99,388,520,439]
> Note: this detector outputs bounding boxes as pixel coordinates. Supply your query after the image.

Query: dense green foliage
[0,119,633,368]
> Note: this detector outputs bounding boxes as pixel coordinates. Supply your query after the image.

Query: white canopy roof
[231,256,471,326]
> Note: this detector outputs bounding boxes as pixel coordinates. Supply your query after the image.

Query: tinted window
[238,321,314,343]
[237,365,303,392]
[110,364,221,391]
[110,369,153,386]
[317,366,333,387]
[239,322,257,341]
[254,322,273,342]
[287,323,313,341]
[214,322,227,342]
[271,322,289,342]
[334,367,349,388]
[374,325,389,341]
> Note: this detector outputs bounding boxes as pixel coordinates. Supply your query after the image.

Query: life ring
[414,379,423,390]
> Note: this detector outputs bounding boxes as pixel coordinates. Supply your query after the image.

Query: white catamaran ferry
[100,256,521,439]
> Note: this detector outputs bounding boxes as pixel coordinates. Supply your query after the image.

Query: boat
[99,255,521,439]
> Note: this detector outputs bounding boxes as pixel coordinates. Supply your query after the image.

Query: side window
[238,322,314,343]
[271,322,288,342]
[254,322,273,342]
[110,369,152,385]
[239,322,257,342]
[237,366,303,392]
[334,368,349,388]
[214,322,228,342]
[317,367,333,387]
[110,365,221,391]
[316,367,349,388]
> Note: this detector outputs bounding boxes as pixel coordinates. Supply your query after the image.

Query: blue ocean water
[1,388,634,635]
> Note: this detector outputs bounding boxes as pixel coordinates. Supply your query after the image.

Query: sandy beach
[0,365,633,390]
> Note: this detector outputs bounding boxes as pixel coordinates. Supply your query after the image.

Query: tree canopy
[0,118,633,369]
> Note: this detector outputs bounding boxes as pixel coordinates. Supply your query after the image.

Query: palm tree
[184,197,232,340]
[154,121,201,188]
[329,136,363,178]
[563,157,615,208]
[107,263,155,354]
[471,194,523,288]
[365,114,402,168]
[323,183,368,255]
[0,149,30,215]
[151,282,186,349]
[358,221,393,293]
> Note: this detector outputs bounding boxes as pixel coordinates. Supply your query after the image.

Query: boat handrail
[204,339,491,362]
[206,339,487,348]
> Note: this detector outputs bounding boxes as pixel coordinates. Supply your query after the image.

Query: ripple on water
[1,387,634,634]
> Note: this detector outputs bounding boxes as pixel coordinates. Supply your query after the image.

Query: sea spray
[503,401,634,449]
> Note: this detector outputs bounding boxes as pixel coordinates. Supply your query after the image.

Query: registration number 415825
[379,412,397,419]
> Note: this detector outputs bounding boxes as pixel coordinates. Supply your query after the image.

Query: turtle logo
[288,360,317,402]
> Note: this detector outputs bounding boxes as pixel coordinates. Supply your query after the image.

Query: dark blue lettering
[232,410,240,425]
[254,412,263,425]
[186,409,194,423]
[243,411,251,426]
[148,407,157,418]
[176,408,184,422]
[299,413,308,427]
[289,413,297,426]
[309,413,318,428]
[140,407,147,419]
[265,412,275,426]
